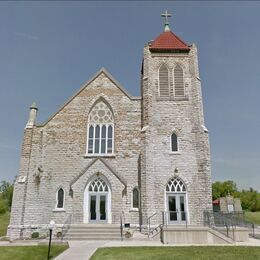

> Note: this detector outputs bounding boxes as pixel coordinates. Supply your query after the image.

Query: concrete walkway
[1,238,260,260]
[54,241,107,260]
[54,238,260,260]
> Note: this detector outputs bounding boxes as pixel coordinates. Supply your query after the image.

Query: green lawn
[91,246,260,260]
[0,212,10,237]
[245,211,260,225]
[0,245,68,260]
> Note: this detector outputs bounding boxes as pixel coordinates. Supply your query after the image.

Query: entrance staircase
[64,224,121,240]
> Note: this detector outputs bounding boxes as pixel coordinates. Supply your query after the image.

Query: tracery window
[56,188,64,209]
[166,177,186,192]
[87,101,114,155]
[171,133,178,152]
[174,65,185,97]
[132,187,140,209]
[159,64,170,97]
[88,177,109,192]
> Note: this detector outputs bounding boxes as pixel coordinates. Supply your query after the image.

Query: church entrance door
[89,193,107,222]
[166,177,188,225]
[84,176,111,224]
[167,194,187,224]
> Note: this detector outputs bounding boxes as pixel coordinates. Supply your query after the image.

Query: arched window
[132,187,139,209]
[88,177,109,192]
[159,64,170,97]
[174,65,184,97]
[171,133,178,152]
[56,188,64,209]
[87,101,114,155]
[166,177,186,192]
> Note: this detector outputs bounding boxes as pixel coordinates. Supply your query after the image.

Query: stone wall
[141,44,212,225]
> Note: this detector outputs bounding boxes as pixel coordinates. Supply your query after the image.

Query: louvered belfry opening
[174,65,185,97]
[159,64,170,97]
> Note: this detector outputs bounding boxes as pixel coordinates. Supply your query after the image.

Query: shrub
[31,232,39,239]
[0,200,6,214]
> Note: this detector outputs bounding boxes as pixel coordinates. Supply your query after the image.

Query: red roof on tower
[149,30,190,52]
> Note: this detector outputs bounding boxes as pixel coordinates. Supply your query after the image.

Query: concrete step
[66,237,121,241]
[64,224,122,241]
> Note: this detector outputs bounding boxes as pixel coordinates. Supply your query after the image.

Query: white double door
[89,193,107,223]
[167,193,187,224]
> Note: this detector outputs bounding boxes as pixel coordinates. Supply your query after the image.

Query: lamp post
[47,220,55,260]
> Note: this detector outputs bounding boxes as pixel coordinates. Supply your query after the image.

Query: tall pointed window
[171,133,178,152]
[159,64,170,97]
[174,65,184,97]
[87,101,114,155]
[132,187,140,209]
[56,188,64,209]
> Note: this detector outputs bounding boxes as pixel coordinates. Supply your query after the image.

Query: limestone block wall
[9,70,142,239]
[141,44,212,225]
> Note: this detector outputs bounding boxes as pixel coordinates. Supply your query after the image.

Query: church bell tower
[140,11,212,225]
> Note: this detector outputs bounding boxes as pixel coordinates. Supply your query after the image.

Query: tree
[0,181,13,210]
[212,180,237,200]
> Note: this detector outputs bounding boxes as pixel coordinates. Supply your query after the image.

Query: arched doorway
[84,175,111,223]
[165,177,188,224]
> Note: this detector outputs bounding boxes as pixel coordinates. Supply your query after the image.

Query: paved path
[1,238,260,260]
[54,241,107,260]
[54,238,260,260]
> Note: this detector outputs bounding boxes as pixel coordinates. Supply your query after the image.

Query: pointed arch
[56,187,65,209]
[159,64,170,97]
[132,187,140,209]
[174,64,184,97]
[84,173,112,223]
[87,99,114,155]
[166,177,186,192]
[171,132,179,152]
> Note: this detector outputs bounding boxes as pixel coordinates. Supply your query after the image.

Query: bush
[31,232,39,239]
[0,200,6,214]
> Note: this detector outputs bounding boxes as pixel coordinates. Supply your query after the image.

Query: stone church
[8,14,212,240]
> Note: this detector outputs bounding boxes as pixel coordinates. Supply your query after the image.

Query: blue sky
[0,1,260,191]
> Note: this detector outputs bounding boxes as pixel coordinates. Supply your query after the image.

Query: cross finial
[161,10,172,32]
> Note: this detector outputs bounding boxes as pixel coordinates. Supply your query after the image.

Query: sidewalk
[55,238,260,260]
[54,241,107,260]
[0,237,260,260]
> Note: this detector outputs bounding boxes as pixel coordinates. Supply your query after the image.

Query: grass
[244,211,260,225]
[91,246,260,260]
[0,245,68,260]
[0,212,10,237]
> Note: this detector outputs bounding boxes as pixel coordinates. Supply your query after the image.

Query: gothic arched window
[174,65,184,97]
[171,133,178,152]
[87,101,114,155]
[88,177,109,192]
[56,188,64,209]
[132,187,140,209]
[166,177,186,192]
[159,64,170,97]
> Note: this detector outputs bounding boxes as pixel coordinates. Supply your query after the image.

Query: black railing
[162,211,188,228]
[147,211,188,239]
[204,211,258,240]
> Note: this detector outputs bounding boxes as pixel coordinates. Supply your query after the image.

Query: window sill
[129,208,139,212]
[84,154,116,158]
[156,96,189,102]
[53,209,66,212]
[169,152,181,155]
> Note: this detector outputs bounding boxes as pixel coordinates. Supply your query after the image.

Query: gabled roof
[38,68,141,126]
[70,157,127,189]
[149,30,190,52]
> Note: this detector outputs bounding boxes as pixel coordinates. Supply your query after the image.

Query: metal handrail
[162,211,188,228]
[120,211,124,241]
[147,212,158,237]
